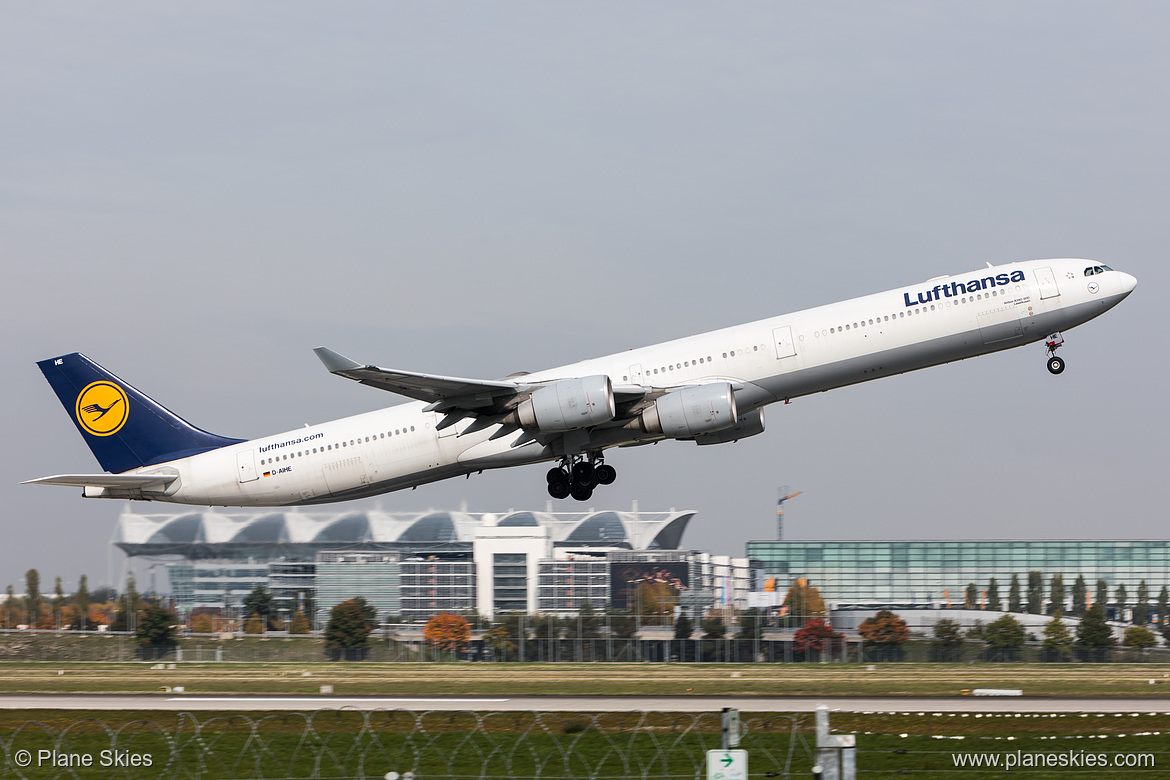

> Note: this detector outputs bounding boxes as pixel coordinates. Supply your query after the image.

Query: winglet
[313,347,365,374]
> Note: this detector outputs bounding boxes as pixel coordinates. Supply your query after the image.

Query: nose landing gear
[546,454,616,501]
[1045,332,1066,375]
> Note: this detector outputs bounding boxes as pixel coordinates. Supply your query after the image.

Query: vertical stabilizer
[37,353,243,473]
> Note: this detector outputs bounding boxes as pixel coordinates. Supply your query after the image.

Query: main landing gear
[546,455,617,501]
[1045,332,1066,375]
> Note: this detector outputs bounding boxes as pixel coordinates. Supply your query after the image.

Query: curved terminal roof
[114,507,694,559]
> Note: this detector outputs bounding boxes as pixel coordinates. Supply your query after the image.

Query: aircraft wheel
[569,483,594,501]
[548,480,571,499]
[1047,356,1065,375]
[595,464,617,485]
[547,467,567,485]
[571,461,597,488]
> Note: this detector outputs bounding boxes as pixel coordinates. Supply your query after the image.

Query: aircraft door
[629,364,644,385]
[237,450,258,483]
[1035,266,1060,299]
[773,326,797,359]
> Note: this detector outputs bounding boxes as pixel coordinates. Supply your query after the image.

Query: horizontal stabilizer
[23,473,178,490]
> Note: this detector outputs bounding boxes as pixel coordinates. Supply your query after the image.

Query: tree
[1026,571,1044,614]
[1115,584,1128,622]
[244,613,265,634]
[1096,580,1108,613]
[984,614,1026,650]
[288,610,311,635]
[1049,574,1065,615]
[324,599,374,656]
[673,612,695,640]
[858,610,910,648]
[425,613,471,655]
[52,577,65,628]
[242,585,276,628]
[1159,586,1169,628]
[1123,625,1157,650]
[700,616,726,639]
[1076,605,1114,650]
[606,607,637,638]
[3,585,16,628]
[1070,575,1087,616]
[1042,613,1073,660]
[24,569,40,627]
[931,619,964,651]
[1008,575,1022,612]
[736,608,764,640]
[964,583,978,610]
[1134,581,1150,625]
[110,577,140,632]
[571,601,601,639]
[73,575,91,631]
[987,578,1000,611]
[135,604,178,649]
[782,579,827,619]
[189,614,214,633]
[793,619,844,657]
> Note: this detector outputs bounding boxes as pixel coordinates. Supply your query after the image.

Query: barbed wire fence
[0,709,815,780]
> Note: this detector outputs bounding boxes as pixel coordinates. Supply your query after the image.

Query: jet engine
[511,375,616,432]
[638,382,737,438]
[693,408,765,445]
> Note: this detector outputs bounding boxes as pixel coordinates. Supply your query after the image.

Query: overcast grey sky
[1,3,1163,592]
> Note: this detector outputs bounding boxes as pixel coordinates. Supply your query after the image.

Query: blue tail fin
[38,353,244,474]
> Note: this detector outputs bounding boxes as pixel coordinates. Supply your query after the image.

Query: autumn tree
[424,612,471,655]
[189,614,215,634]
[782,579,827,619]
[793,618,844,658]
[244,613,265,634]
[288,610,312,634]
[858,610,910,648]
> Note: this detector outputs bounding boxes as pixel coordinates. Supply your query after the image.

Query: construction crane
[776,486,802,540]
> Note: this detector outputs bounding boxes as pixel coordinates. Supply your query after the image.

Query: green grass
[1,660,1170,697]
[3,709,1168,778]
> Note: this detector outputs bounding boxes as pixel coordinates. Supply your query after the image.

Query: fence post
[814,704,856,780]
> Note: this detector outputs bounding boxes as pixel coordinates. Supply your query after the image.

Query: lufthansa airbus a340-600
[27,258,1135,506]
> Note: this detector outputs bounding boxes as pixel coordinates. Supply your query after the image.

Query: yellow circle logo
[75,381,129,437]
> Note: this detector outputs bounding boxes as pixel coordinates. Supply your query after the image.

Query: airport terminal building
[748,539,1170,614]
[116,507,754,626]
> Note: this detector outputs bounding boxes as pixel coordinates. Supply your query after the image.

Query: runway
[2,694,1170,713]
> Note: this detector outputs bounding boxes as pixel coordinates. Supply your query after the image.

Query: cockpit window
[1084,265,1114,276]
[1085,267,1097,276]
[1100,264,1113,271]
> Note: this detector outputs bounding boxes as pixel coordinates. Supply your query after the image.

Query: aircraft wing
[314,347,524,411]
[22,473,179,489]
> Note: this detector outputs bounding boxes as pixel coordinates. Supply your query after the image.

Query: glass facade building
[747,540,1170,610]
[400,559,477,620]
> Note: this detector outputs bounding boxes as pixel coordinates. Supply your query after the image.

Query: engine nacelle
[639,382,737,438]
[514,375,616,432]
[693,408,765,445]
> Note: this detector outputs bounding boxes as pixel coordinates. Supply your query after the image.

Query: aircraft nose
[1118,271,1138,295]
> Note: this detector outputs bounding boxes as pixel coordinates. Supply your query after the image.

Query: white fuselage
[123,258,1135,507]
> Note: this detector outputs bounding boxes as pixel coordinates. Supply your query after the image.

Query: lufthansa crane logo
[75,381,128,436]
